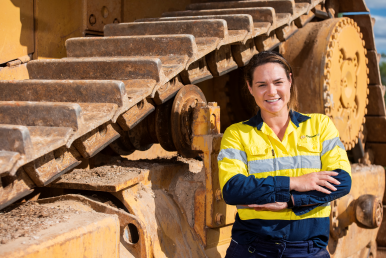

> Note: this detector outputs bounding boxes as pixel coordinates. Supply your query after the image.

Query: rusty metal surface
[137,14,254,38]
[367,50,382,86]
[154,76,184,105]
[276,21,298,41]
[24,146,82,187]
[117,98,155,131]
[367,86,386,116]
[0,101,82,130]
[0,80,128,108]
[67,35,195,69]
[0,151,21,177]
[365,117,386,143]
[105,20,227,40]
[0,125,33,163]
[187,0,295,15]
[232,38,259,67]
[0,168,35,210]
[73,122,120,158]
[180,57,214,84]
[163,7,277,30]
[207,45,239,77]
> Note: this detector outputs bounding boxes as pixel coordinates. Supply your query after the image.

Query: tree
[381,62,386,86]
[380,62,386,103]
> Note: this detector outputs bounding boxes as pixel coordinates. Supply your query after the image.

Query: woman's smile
[247,62,292,117]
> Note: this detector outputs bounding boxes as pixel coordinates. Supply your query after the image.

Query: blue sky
[364,0,386,54]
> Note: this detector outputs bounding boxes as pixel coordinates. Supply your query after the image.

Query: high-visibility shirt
[218,110,352,248]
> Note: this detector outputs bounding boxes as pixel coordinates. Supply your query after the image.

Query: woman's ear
[289,73,293,87]
[247,82,253,95]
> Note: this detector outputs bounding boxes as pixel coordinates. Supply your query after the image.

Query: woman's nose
[267,84,277,95]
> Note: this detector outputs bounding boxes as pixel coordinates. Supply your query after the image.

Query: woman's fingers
[323,171,339,176]
[320,181,337,191]
[316,185,331,194]
[319,175,340,187]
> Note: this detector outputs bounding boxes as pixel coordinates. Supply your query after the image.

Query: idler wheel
[280,18,369,150]
[171,85,207,158]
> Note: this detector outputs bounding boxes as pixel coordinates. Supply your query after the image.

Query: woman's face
[247,63,292,116]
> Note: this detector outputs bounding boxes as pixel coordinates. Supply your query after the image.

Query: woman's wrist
[289,177,297,191]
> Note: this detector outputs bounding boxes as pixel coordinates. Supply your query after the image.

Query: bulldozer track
[0,0,384,211]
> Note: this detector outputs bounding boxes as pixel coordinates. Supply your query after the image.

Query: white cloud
[366,0,386,9]
[373,15,386,37]
[375,37,386,53]
[371,15,386,52]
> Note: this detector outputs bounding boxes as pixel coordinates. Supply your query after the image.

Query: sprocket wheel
[171,85,206,158]
[280,18,369,150]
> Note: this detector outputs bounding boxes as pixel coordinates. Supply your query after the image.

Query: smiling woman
[218,52,352,258]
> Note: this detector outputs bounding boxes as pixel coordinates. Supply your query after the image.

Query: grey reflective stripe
[248,159,274,174]
[321,137,345,156]
[249,155,321,174]
[320,202,331,207]
[218,148,247,165]
[236,205,250,210]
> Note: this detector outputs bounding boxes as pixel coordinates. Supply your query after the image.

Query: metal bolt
[215,189,222,201]
[215,213,224,225]
[89,14,96,25]
[101,6,109,18]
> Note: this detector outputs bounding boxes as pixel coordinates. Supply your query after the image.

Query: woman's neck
[260,109,290,141]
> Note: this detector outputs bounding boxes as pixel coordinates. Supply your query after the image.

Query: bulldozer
[0,0,385,257]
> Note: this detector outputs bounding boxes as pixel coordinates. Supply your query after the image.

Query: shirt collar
[243,110,310,130]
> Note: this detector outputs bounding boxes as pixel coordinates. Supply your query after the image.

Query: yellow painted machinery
[0,0,386,257]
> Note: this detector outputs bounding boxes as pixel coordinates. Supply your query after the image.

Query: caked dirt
[57,160,146,186]
[0,201,83,244]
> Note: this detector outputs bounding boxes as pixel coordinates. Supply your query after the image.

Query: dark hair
[244,51,298,111]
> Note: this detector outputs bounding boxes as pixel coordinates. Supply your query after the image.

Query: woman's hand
[290,171,340,194]
[246,202,288,211]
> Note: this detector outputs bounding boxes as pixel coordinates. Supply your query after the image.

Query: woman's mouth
[265,98,280,103]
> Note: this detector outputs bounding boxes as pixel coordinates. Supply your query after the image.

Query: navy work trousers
[225,238,330,258]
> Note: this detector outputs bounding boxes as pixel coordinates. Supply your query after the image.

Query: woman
[218,51,351,258]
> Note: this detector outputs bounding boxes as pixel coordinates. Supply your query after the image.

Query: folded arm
[291,116,352,215]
